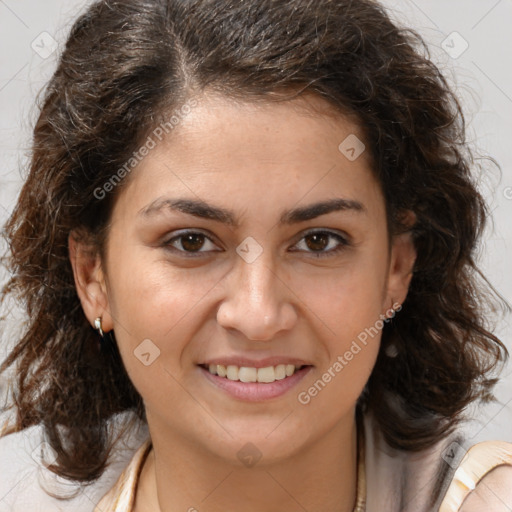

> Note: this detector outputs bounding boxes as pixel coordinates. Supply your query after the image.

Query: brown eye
[292,230,349,257]
[163,230,219,256]
[180,233,206,252]
[304,232,330,252]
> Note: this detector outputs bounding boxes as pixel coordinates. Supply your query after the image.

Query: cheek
[311,278,383,382]
[106,257,216,408]
[296,253,388,344]
[295,270,384,423]
[105,248,220,368]
[292,250,386,405]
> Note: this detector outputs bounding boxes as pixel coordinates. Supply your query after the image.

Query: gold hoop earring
[93,316,119,361]
[94,317,104,337]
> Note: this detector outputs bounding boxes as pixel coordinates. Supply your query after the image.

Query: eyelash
[162,229,350,258]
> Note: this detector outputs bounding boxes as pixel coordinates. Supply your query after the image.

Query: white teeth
[226,365,238,381]
[239,367,257,383]
[257,366,275,383]
[275,364,286,380]
[206,363,303,383]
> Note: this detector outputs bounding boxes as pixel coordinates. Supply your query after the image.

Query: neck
[135,412,360,512]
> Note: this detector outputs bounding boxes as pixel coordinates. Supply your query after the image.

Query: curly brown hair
[0,0,508,485]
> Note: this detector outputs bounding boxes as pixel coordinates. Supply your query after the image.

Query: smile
[198,361,313,401]
[205,363,304,383]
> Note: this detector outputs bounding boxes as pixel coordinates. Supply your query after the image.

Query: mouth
[197,361,313,401]
[199,363,308,383]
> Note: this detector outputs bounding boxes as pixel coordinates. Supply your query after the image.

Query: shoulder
[439,440,512,512]
[460,465,512,511]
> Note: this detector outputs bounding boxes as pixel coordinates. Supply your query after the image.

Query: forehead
[160,92,370,165]
[112,92,384,225]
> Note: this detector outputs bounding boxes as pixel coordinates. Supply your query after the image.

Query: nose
[216,254,298,341]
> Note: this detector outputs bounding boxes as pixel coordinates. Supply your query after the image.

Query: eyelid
[290,228,350,257]
[298,227,350,242]
[163,229,222,256]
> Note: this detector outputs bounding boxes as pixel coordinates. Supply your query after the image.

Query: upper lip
[200,357,312,368]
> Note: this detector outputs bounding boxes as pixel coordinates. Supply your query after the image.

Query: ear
[68,230,114,332]
[383,210,417,311]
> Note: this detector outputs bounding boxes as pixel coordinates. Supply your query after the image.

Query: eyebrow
[138,197,366,227]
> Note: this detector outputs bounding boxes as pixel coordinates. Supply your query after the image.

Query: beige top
[93,425,512,512]
[2,416,510,511]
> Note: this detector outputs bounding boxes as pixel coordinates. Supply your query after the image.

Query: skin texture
[461,466,512,511]
[69,93,416,512]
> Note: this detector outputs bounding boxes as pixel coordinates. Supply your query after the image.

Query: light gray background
[0,0,511,509]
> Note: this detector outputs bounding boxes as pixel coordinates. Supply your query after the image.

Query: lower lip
[199,365,312,402]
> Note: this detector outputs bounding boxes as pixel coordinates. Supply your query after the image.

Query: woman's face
[72,93,415,464]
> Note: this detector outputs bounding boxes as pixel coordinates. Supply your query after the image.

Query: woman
[1,0,511,510]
